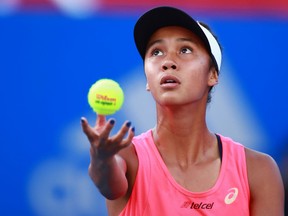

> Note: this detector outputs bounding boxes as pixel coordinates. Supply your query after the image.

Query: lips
[160,75,180,85]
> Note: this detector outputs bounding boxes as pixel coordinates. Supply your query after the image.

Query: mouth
[160,75,180,85]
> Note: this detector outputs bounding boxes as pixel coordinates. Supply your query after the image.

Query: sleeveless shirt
[119,130,250,215]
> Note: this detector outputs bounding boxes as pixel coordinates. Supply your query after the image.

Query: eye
[152,49,164,56]
[180,47,192,54]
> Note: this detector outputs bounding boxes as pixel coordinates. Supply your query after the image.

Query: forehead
[148,26,204,46]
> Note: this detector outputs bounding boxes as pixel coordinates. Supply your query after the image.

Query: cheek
[186,60,210,80]
[184,66,211,93]
[198,55,211,71]
[144,62,156,85]
[194,58,211,81]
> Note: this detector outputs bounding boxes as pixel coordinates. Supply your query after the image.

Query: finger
[80,117,89,132]
[127,126,135,142]
[119,126,135,149]
[81,117,98,144]
[98,118,116,142]
[113,121,132,144]
[95,114,106,129]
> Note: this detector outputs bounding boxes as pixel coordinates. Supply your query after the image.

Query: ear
[146,83,150,91]
[208,68,219,87]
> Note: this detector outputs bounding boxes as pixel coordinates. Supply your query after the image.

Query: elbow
[103,191,126,200]
[87,160,128,200]
[100,184,128,200]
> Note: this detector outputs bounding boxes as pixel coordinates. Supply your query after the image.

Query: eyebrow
[146,37,196,51]
[146,39,163,52]
[176,38,196,43]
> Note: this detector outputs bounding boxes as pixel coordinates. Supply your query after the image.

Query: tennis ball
[87,79,124,115]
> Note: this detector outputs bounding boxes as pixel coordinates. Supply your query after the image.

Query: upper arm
[246,148,285,216]
[106,143,139,216]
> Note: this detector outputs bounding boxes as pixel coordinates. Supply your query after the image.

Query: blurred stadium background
[0,0,287,215]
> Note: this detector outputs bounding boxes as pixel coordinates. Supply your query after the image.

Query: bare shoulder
[245,148,284,215]
[245,148,281,178]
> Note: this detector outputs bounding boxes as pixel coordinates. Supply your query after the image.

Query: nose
[162,61,177,71]
[161,51,178,71]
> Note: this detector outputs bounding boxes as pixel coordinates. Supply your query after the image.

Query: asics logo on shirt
[224,187,239,204]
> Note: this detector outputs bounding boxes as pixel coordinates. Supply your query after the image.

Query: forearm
[89,155,128,200]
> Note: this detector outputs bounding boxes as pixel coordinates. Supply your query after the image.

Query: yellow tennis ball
[87,79,124,115]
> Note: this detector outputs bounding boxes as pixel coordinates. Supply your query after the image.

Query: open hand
[81,115,134,161]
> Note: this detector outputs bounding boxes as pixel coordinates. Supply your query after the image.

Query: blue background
[0,8,287,216]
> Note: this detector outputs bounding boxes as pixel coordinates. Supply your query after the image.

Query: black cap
[133,6,221,71]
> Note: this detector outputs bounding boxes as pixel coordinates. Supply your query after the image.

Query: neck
[153,104,216,164]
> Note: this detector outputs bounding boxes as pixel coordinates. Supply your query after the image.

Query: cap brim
[134,6,211,60]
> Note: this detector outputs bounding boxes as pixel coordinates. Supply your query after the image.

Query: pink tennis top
[119,130,250,216]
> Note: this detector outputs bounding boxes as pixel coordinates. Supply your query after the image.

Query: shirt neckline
[147,129,226,197]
